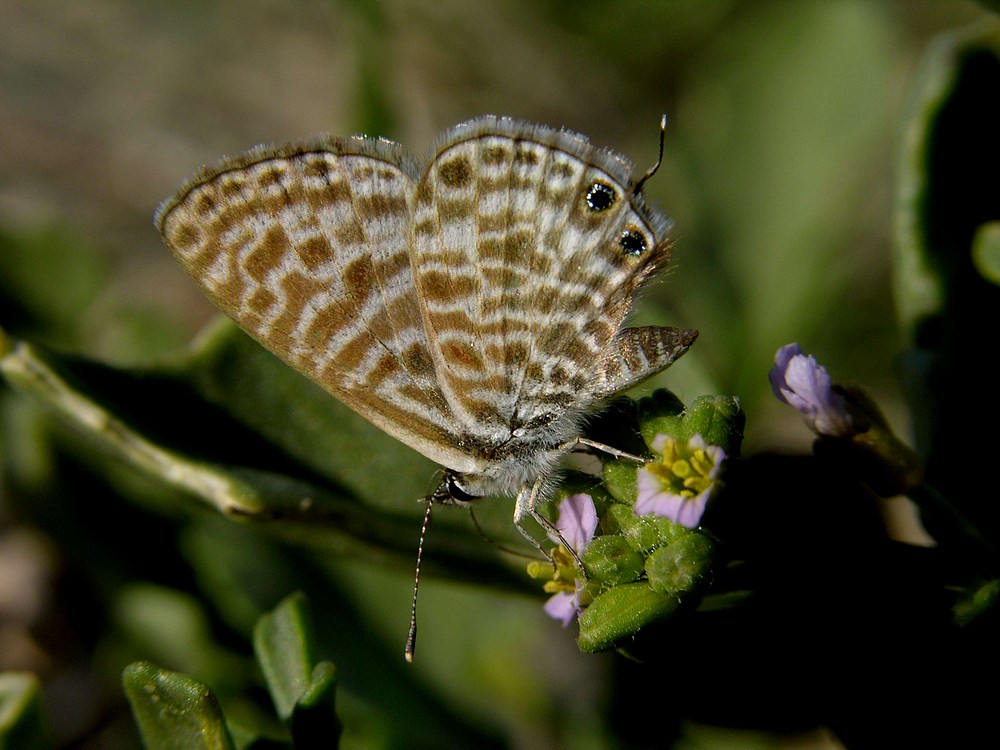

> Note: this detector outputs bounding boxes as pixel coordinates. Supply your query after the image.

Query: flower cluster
[529,391,741,649]
[528,343,982,655]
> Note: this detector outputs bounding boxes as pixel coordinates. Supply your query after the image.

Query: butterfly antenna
[405,499,435,663]
[632,113,667,196]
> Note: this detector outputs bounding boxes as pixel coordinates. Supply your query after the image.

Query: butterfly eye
[585,182,616,212]
[446,475,480,503]
[619,228,648,256]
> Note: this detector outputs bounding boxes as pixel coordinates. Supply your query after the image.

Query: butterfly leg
[514,479,585,570]
[562,437,647,464]
[512,438,649,568]
[513,481,553,560]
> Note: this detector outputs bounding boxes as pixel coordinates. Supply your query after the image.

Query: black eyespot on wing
[619,228,648,256]
[585,182,616,212]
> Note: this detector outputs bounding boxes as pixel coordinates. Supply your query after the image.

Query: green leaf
[894,24,1000,333]
[253,593,341,748]
[177,319,435,509]
[0,336,270,518]
[971,220,1000,285]
[0,331,519,588]
[893,23,1000,539]
[953,578,1000,627]
[122,662,235,750]
[0,672,50,750]
[112,585,250,692]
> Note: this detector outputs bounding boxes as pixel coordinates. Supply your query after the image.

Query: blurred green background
[1,1,996,748]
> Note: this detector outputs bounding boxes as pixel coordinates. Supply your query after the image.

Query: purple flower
[634,434,725,528]
[548,492,598,552]
[770,343,853,438]
[543,587,581,626]
[540,493,597,627]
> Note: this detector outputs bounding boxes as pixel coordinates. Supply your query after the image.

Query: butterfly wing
[409,116,679,446]
[156,137,485,473]
[593,325,699,401]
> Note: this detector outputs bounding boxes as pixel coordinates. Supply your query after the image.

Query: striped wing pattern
[410,118,677,446]
[156,117,691,477]
[156,137,481,473]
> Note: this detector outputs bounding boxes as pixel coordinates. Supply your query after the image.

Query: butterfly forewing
[156,138,482,473]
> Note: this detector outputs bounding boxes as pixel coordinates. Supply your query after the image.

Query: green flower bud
[602,459,640,504]
[682,396,745,457]
[577,583,679,653]
[645,534,715,597]
[636,389,685,442]
[581,534,644,585]
[637,390,744,458]
[605,503,688,553]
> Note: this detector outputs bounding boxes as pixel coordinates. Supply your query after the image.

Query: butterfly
[156,116,697,654]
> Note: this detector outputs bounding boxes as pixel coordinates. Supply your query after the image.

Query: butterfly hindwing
[410,117,674,443]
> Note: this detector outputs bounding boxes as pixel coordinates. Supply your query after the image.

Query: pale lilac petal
[552,493,598,553]
[673,489,710,528]
[539,495,596,625]
[635,483,706,528]
[635,489,683,520]
[770,344,852,438]
[544,591,579,627]
[650,433,669,454]
[783,354,834,410]
[769,343,804,403]
[635,468,667,513]
[634,453,717,529]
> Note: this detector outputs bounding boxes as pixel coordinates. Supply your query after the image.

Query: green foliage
[0,673,50,750]
[122,594,343,749]
[120,594,342,749]
[893,23,1000,547]
[123,663,236,750]
[252,594,341,745]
